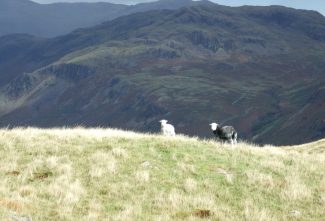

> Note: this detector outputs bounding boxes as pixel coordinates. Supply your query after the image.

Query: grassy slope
[0,128,324,220]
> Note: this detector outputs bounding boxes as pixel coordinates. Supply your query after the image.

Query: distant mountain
[0,0,203,37]
[0,3,324,145]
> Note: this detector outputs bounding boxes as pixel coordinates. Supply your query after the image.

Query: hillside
[0,3,325,144]
[0,128,324,220]
[0,0,201,37]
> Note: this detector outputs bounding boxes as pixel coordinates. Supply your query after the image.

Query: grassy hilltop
[0,128,324,220]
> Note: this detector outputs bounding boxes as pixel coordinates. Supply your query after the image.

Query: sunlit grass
[0,127,324,220]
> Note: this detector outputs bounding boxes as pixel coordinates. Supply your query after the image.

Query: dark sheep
[209,123,237,145]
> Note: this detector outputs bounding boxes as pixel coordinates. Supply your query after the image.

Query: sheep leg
[233,132,238,145]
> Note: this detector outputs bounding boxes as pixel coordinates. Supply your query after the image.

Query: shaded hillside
[0,128,324,220]
[0,0,202,37]
[0,3,325,144]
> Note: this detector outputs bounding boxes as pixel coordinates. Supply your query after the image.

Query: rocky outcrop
[40,64,95,82]
[4,73,38,98]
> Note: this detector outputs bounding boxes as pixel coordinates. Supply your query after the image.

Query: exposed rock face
[5,73,38,98]
[40,64,96,82]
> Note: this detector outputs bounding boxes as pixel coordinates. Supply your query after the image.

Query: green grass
[0,128,324,220]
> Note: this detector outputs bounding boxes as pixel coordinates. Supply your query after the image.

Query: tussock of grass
[0,127,324,220]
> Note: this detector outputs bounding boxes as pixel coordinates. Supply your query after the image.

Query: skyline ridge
[30,0,325,15]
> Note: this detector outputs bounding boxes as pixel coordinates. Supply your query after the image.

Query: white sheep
[159,119,175,136]
[210,122,237,145]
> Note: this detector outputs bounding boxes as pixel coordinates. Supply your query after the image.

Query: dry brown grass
[0,128,324,220]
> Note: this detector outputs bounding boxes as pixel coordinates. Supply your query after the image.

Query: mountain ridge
[0,0,207,37]
[0,3,324,145]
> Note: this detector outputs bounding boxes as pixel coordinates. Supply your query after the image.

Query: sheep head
[209,123,219,131]
[159,119,168,125]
